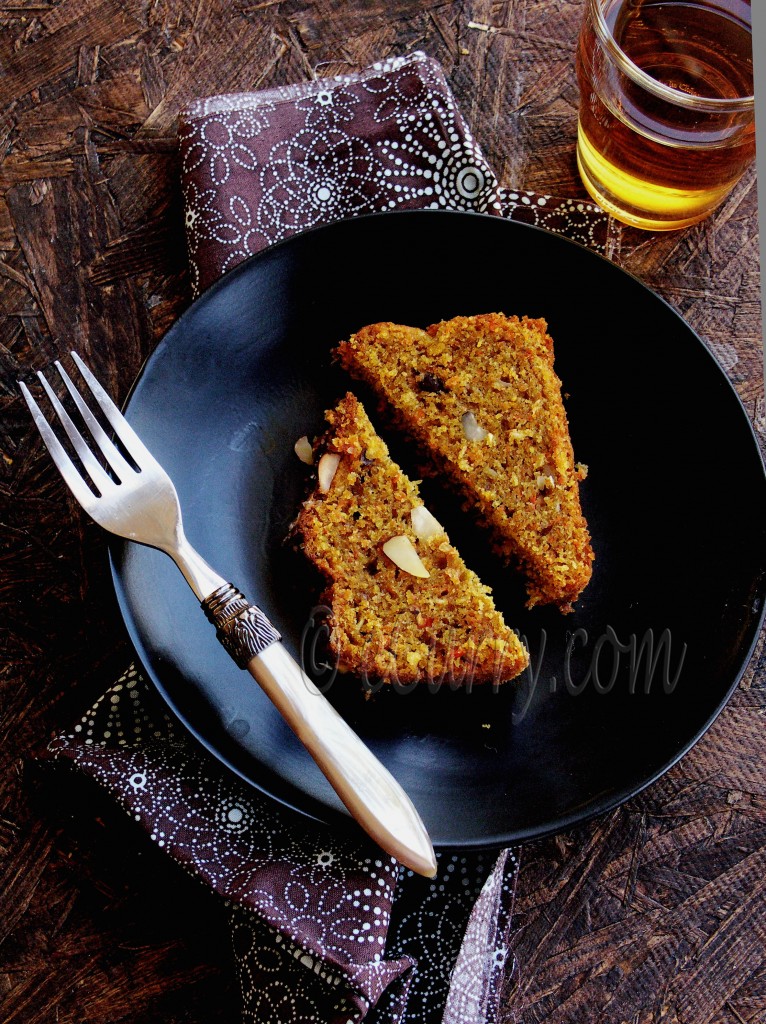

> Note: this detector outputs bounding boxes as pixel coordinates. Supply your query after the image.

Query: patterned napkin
[179,52,607,295]
[45,52,608,1024]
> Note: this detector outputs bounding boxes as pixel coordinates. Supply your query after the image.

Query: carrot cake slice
[293,393,528,687]
[335,314,594,611]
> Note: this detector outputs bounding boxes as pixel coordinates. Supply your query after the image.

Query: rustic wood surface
[0,1,763,1022]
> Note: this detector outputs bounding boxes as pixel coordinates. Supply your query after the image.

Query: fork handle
[201,583,437,878]
[249,642,437,878]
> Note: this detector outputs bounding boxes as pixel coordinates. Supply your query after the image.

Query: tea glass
[575,0,755,230]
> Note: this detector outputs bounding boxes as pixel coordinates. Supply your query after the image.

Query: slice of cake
[293,393,528,687]
[335,314,594,611]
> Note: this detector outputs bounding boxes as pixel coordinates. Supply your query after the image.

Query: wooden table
[1,2,763,1021]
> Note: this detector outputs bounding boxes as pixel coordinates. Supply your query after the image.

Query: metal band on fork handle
[202,583,282,668]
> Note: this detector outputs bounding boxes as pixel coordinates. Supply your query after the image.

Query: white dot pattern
[178,51,608,298]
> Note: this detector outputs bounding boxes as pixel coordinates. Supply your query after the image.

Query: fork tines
[19,352,146,506]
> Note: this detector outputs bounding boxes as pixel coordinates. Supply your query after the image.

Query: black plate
[112,210,766,849]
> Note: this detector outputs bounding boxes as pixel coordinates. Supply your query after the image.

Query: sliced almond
[382,535,430,578]
[317,452,341,493]
[461,410,488,442]
[410,505,444,541]
[294,435,314,465]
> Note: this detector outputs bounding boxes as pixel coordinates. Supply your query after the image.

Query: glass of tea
[575,0,754,230]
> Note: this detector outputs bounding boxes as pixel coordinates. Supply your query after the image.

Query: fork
[20,352,437,878]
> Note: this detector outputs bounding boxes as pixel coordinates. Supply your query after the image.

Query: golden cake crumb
[293,394,529,687]
[336,313,594,610]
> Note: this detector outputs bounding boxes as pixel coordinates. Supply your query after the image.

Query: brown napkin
[48,667,520,1024]
[178,51,607,297]
[47,51,608,1024]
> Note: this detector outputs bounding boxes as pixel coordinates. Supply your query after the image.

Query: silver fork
[20,352,437,878]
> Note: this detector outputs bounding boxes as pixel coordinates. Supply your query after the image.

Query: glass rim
[589,0,755,113]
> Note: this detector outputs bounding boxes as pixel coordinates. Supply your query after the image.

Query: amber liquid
[576,0,754,229]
